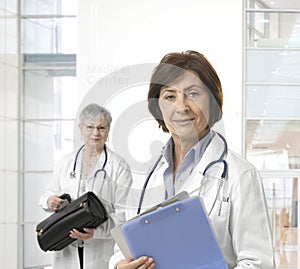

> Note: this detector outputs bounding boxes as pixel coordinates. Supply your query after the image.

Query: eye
[186,87,205,99]
[86,125,94,131]
[160,90,176,101]
[98,126,107,131]
[164,94,176,100]
[187,91,199,98]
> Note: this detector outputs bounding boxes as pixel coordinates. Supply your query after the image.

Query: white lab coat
[109,134,276,269]
[39,146,132,269]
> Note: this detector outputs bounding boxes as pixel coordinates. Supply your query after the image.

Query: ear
[79,123,84,132]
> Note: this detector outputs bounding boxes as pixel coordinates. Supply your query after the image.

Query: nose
[176,93,190,113]
[92,127,101,135]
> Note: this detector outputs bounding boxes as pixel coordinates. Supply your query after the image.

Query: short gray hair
[79,103,112,125]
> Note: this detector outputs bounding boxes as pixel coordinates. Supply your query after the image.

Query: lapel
[141,158,167,210]
[177,133,227,206]
[90,146,109,178]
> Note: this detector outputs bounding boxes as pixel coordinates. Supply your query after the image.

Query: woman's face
[79,118,110,151]
[158,70,210,142]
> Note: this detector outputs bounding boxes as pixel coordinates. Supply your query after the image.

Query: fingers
[47,195,64,211]
[70,228,94,240]
[118,256,155,269]
[132,257,155,269]
[83,228,94,235]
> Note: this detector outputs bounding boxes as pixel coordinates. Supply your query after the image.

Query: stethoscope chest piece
[70,171,76,179]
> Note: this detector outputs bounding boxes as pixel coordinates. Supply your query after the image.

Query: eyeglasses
[83,124,109,133]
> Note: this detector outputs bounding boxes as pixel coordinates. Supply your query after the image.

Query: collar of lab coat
[73,145,111,180]
[140,132,227,209]
[176,132,227,195]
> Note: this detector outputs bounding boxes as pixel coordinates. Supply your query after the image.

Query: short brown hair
[148,50,223,132]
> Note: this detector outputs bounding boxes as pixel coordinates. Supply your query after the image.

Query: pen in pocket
[218,196,229,216]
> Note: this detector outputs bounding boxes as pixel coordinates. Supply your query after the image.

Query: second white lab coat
[39,146,132,269]
[109,133,276,269]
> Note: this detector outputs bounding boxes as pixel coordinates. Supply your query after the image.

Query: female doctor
[39,103,132,269]
[111,51,275,269]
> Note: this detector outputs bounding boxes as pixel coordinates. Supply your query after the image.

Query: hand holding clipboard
[111,192,228,269]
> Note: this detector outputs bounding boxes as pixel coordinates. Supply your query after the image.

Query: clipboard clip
[136,191,189,219]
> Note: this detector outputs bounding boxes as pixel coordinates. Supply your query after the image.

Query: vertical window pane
[24,69,78,119]
[246,85,300,118]
[246,120,300,170]
[246,49,300,83]
[22,17,78,53]
[21,0,77,16]
[24,121,75,171]
[246,12,300,48]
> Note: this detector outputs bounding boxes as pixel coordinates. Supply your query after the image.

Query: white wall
[0,0,20,268]
[77,0,243,174]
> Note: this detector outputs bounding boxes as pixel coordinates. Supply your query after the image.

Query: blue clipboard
[111,192,228,269]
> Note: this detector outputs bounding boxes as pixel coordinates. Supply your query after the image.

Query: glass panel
[24,224,52,268]
[0,223,18,269]
[21,0,77,16]
[247,0,300,10]
[262,176,298,269]
[246,12,300,48]
[0,121,4,170]
[21,17,78,53]
[246,120,300,170]
[24,172,53,222]
[5,15,18,65]
[246,85,300,118]
[4,121,18,171]
[23,120,75,171]
[0,14,18,64]
[3,65,18,118]
[24,70,78,119]
[5,0,17,14]
[246,49,300,83]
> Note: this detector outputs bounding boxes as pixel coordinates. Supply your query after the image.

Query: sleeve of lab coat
[93,157,132,239]
[109,245,125,269]
[230,168,276,269]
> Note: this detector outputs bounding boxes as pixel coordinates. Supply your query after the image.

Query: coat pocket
[209,198,231,248]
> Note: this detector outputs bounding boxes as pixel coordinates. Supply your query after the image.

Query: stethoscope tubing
[70,144,108,180]
[137,132,228,215]
[137,154,163,214]
[70,144,85,179]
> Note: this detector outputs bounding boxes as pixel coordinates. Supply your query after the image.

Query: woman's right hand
[47,195,64,211]
[117,257,155,269]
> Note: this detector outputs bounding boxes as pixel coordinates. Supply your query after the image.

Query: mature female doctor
[39,103,132,269]
[110,51,276,269]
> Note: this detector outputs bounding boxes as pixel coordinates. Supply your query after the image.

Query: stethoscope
[70,144,108,180]
[137,132,228,215]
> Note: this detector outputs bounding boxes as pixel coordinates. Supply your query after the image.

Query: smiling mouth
[91,138,101,141]
[173,118,195,125]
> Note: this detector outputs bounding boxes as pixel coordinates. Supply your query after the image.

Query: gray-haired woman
[39,103,132,269]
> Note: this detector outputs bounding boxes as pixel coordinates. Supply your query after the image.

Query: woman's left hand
[69,228,94,240]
